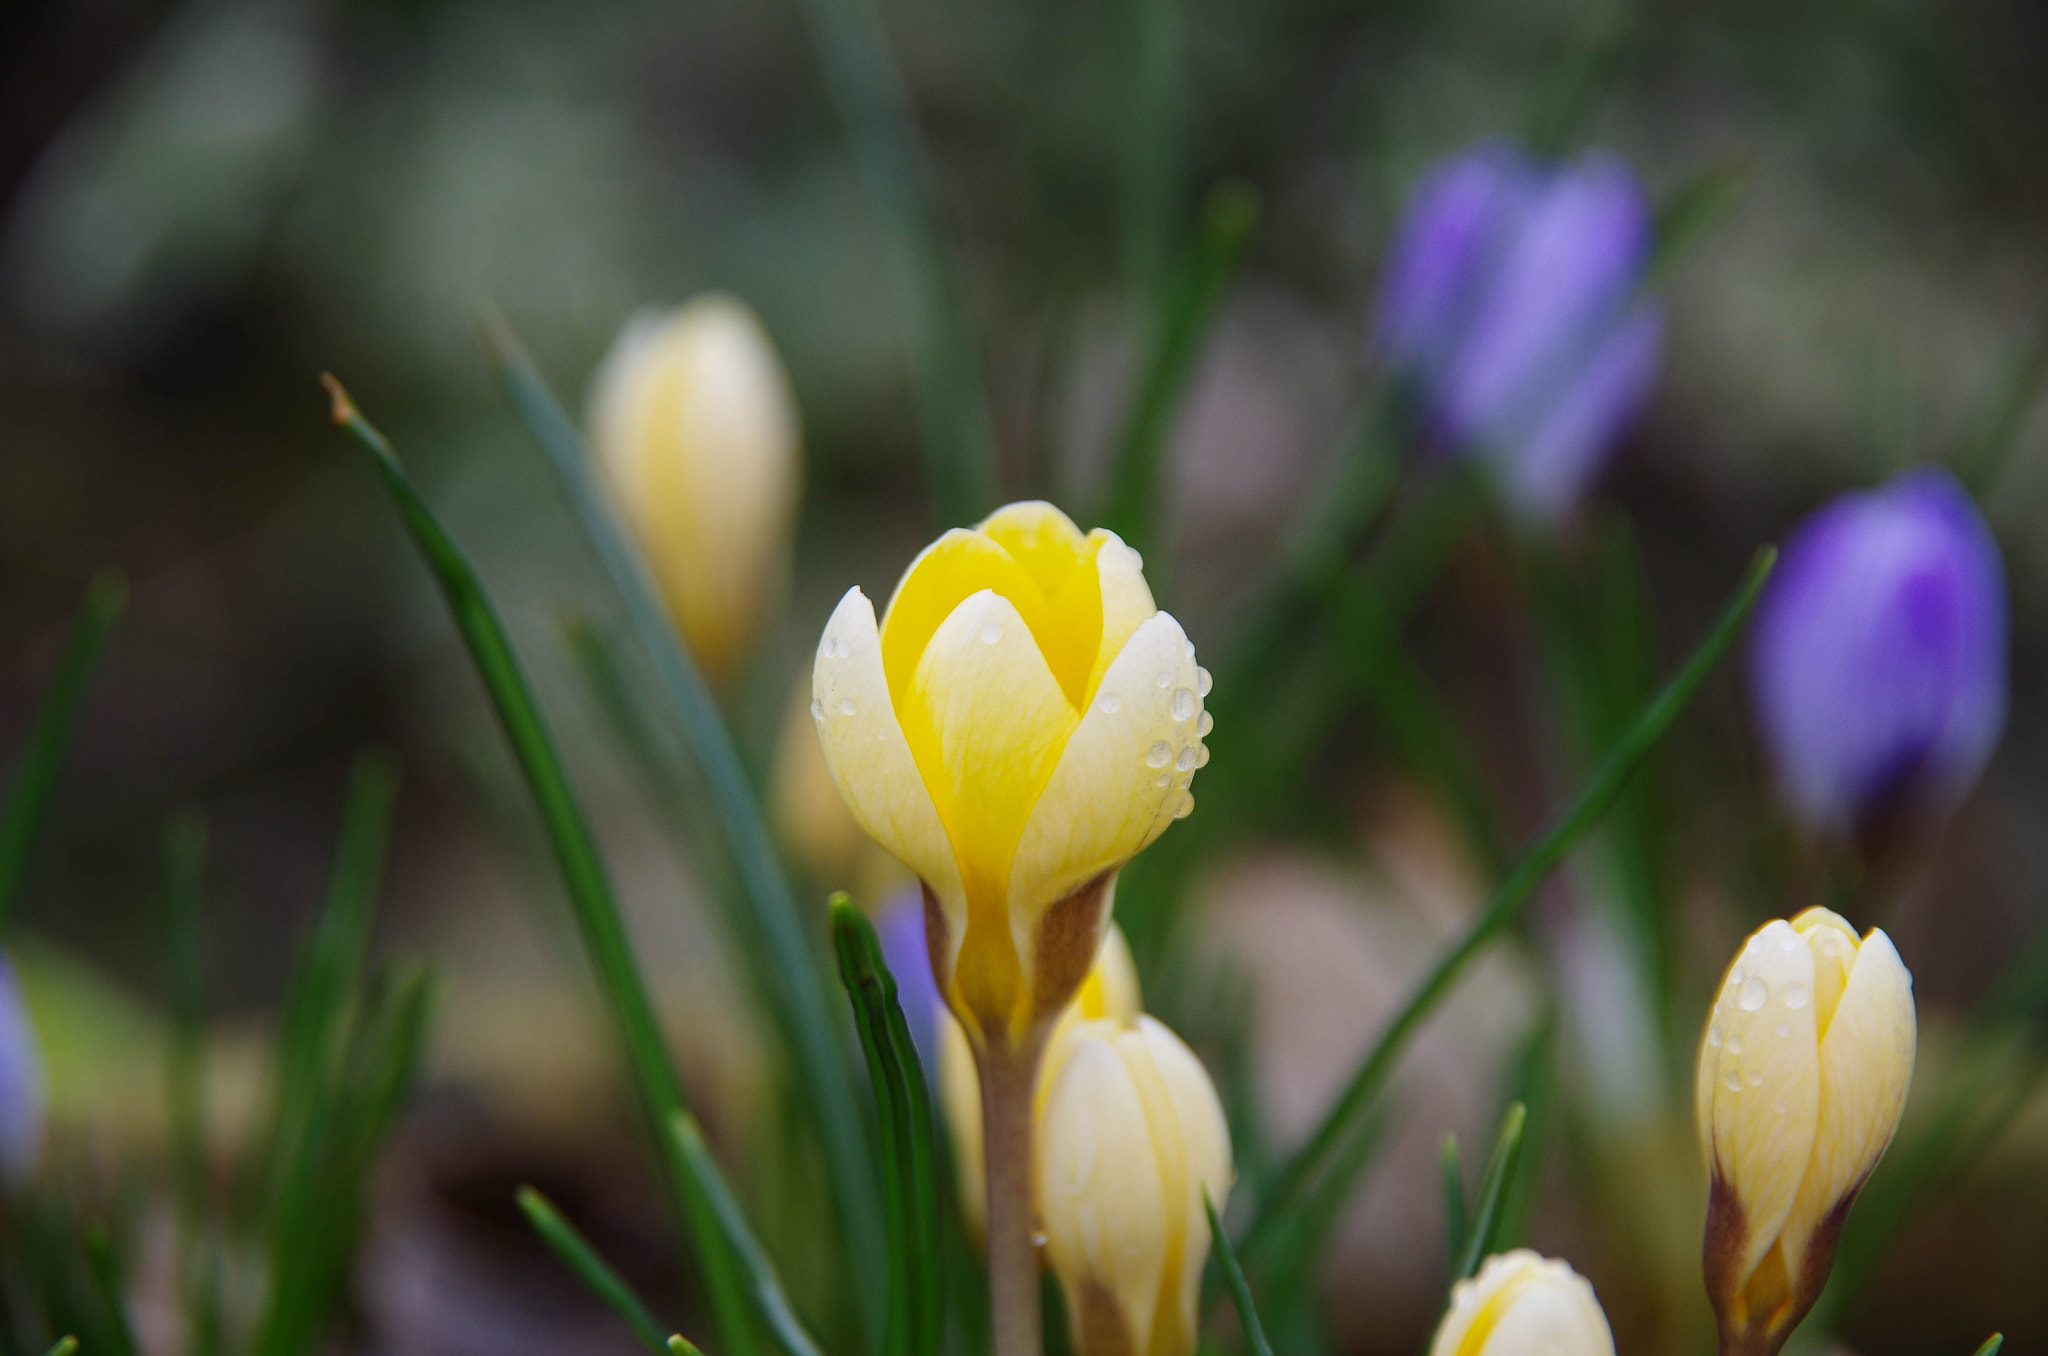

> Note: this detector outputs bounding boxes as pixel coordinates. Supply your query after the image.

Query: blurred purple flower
[0,959,43,1177]
[1749,467,2008,836]
[874,893,943,1077]
[1375,141,1664,522]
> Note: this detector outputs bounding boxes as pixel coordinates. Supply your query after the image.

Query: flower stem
[980,1035,1045,1356]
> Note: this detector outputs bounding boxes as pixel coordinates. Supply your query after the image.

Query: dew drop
[1155,670,1173,689]
[979,621,1004,645]
[1746,935,1765,956]
[1780,933,1799,953]
[838,698,857,716]
[1146,741,1173,769]
[1156,773,1171,789]
[1197,666,1214,697]
[1031,1231,1048,1249]
[1738,977,1769,1011]
[1706,1024,1722,1048]
[821,636,849,659]
[1782,982,1811,1011]
[1195,744,1210,767]
[1176,746,1197,771]
[1775,1021,1792,1039]
[1727,1033,1743,1056]
[1771,1097,1788,1115]
[1724,1071,1743,1093]
[810,698,824,721]
[1182,639,1196,660]
[1173,794,1194,820]
[1747,1071,1764,1088]
[1171,688,1197,721]
[1732,967,1746,987]
[1197,710,1214,736]
[1099,692,1122,714]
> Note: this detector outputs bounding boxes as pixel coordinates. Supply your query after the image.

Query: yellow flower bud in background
[590,294,801,683]
[812,501,1208,1049]
[1037,1013,1231,1356]
[1695,907,1915,1356]
[940,924,1141,1240]
[1429,1251,1617,1356]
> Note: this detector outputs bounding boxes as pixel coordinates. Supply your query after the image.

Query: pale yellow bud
[1695,907,1915,1356]
[590,295,800,683]
[1429,1251,1616,1356]
[940,925,1142,1241]
[1036,1014,1231,1356]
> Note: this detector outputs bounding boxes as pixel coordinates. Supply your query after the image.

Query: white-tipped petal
[1009,612,1203,923]
[1702,919,1821,1284]
[813,587,966,960]
[1087,530,1158,690]
[1432,1252,1614,1356]
[1136,1015,1233,1333]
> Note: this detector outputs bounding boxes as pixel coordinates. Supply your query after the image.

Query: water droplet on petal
[1031,1231,1047,1248]
[1197,666,1213,697]
[1173,794,1194,819]
[1197,710,1214,736]
[1747,1071,1764,1088]
[1724,1071,1743,1093]
[1727,1033,1743,1056]
[1739,977,1769,1011]
[1171,688,1196,721]
[1146,741,1172,769]
[979,621,1004,645]
[1099,692,1121,714]
[810,698,824,720]
[1176,746,1197,771]
[1775,1021,1792,1039]
[1732,967,1746,986]
[1771,1097,1788,1115]
[1782,982,1810,1010]
[838,698,857,716]
[1156,670,1174,689]
[1706,1023,1722,1048]
[1195,744,1210,767]
[1780,934,1799,953]
[1155,773,1171,788]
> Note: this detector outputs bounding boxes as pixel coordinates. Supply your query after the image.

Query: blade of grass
[161,808,223,1356]
[673,1337,709,1356]
[670,1111,828,1356]
[80,1228,139,1356]
[43,1339,79,1356]
[1241,545,1775,1258]
[1101,181,1260,565]
[1971,1335,2004,1356]
[1121,0,1182,313]
[480,323,886,1331]
[1648,155,1751,284]
[1204,1191,1271,1356]
[830,897,941,1356]
[1951,319,2048,498]
[518,1186,671,1355]
[323,375,761,1356]
[789,0,996,525]
[1454,1103,1526,1280]
[1439,1135,1464,1271]
[0,569,125,930]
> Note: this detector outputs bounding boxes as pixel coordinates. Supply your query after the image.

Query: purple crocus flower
[1749,467,2008,836]
[1375,141,1664,522]
[0,959,43,1177]
[873,892,943,1078]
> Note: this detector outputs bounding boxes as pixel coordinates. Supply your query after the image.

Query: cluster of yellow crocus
[1428,1252,1617,1356]
[1694,907,1916,1356]
[589,294,801,684]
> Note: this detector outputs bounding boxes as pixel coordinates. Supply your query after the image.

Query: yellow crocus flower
[1695,907,1916,1356]
[1429,1251,1616,1356]
[811,501,1207,1049]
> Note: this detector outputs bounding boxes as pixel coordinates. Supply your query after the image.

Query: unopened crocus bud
[0,960,44,1177]
[590,294,801,683]
[1375,141,1663,522]
[1037,1014,1231,1356]
[1696,908,1915,1356]
[1748,467,2007,840]
[813,502,1207,1052]
[940,924,1141,1239]
[1429,1251,1616,1356]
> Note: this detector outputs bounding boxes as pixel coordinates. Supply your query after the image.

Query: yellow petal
[812,588,967,963]
[1008,613,1203,929]
[1465,1253,1616,1356]
[1702,920,1821,1285]
[1087,529,1157,697]
[1136,1016,1232,1356]
[1791,906,1860,1036]
[1780,927,1915,1271]
[1076,922,1142,1022]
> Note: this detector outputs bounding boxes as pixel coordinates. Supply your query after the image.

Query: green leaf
[1121,0,1184,313]
[1950,321,2048,498]
[671,1337,709,1356]
[519,1186,671,1354]
[1971,1335,2004,1356]
[1650,155,1752,284]
[161,807,223,1356]
[1521,14,1631,158]
[786,0,996,525]
[830,897,942,1356]
[1101,180,1261,565]
[481,324,887,1335]
[0,568,125,930]
[1439,1135,1465,1271]
[81,1226,140,1356]
[1204,1190,1272,1356]
[42,1339,79,1356]
[323,374,762,1356]
[1241,545,1775,1257]
[669,1111,829,1356]
[1455,1103,1527,1281]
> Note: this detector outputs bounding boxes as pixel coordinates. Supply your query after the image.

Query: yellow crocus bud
[1695,907,1916,1356]
[940,924,1141,1239]
[590,294,801,683]
[1037,1014,1231,1356]
[811,501,1207,1050]
[1429,1251,1617,1356]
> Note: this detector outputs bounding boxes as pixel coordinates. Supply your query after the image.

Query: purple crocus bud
[1749,467,2008,837]
[873,892,943,1078]
[0,959,43,1177]
[1374,141,1664,522]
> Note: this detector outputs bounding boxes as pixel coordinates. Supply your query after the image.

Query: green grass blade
[1101,181,1260,565]
[0,568,125,930]
[1649,155,1751,284]
[161,807,223,1356]
[480,325,886,1326]
[518,1186,671,1355]
[787,0,996,525]
[1454,1103,1526,1280]
[1121,0,1183,313]
[1439,1134,1465,1271]
[671,1337,709,1356]
[831,897,941,1356]
[1971,1335,2004,1356]
[1203,1190,1271,1356]
[1242,545,1775,1256]
[81,1227,140,1356]
[42,1339,79,1356]
[1951,321,2048,497]
[323,374,760,1356]
[669,1111,828,1356]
